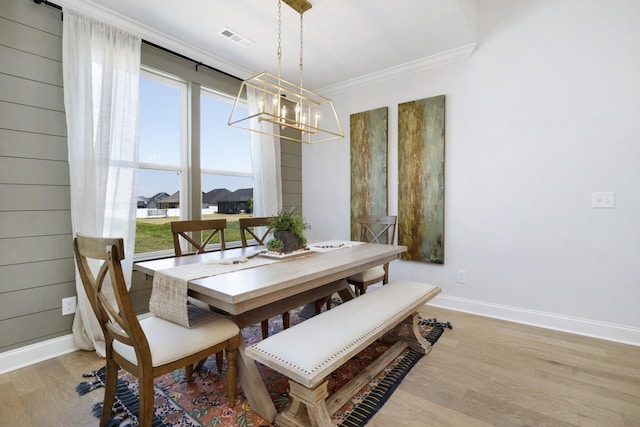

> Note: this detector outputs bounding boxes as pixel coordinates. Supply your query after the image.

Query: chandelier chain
[299,11,304,88]
[277,0,282,77]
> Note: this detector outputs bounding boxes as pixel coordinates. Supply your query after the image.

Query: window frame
[134,66,253,260]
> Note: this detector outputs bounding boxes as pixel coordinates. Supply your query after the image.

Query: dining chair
[73,234,240,427]
[171,219,226,256]
[239,216,273,247]
[346,215,398,296]
[171,219,228,372]
[239,216,290,339]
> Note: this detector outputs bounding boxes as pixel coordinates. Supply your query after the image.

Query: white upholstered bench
[244,279,441,427]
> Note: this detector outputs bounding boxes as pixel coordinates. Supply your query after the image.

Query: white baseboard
[428,294,640,347]
[0,334,79,375]
[0,313,153,375]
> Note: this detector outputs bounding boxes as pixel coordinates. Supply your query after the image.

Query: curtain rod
[33,0,242,81]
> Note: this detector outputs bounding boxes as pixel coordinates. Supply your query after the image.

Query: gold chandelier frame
[228,0,344,144]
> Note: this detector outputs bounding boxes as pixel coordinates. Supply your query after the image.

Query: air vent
[218,27,254,48]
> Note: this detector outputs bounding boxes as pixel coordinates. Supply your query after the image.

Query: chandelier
[228,0,344,144]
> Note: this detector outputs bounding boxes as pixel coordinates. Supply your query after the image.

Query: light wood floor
[1,306,639,426]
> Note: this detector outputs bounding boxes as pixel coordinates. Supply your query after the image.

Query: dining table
[134,240,407,421]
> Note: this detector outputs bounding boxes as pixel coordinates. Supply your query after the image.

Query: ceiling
[72,0,478,90]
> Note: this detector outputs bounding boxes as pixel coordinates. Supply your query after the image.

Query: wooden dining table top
[134,242,407,316]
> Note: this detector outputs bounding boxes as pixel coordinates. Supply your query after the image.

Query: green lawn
[135,213,250,253]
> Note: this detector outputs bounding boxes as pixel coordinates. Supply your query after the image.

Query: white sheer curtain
[248,87,282,217]
[62,8,141,355]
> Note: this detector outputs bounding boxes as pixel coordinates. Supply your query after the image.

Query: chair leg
[349,281,362,296]
[314,298,326,315]
[261,320,269,339]
[185,363,194,382]
[101,358,118,426]
[138,371,155,427]
[282,312,290,329]
[225,346,238,406]
[215,351,224,373]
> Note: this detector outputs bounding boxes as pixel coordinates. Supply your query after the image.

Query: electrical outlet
[456,270,467,284]
[62,296,77,316]
[592,192,615,208]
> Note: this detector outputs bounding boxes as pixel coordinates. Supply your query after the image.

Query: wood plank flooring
[369,307,640,427]
[1,306,638,426]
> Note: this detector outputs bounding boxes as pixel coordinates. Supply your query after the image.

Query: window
[135,69,187,255]
[135,68,253,256]
[201,87,252,213]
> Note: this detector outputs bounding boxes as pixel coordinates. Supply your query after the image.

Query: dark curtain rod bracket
[32,0,241,81]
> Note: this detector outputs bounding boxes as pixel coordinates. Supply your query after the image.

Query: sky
[138,75,253,198]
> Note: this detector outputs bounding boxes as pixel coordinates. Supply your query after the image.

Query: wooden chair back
[74,234,241,425]
[239,217,273,247]
[73,234,150,363]
[357,215,397,245]
[238,216,288,337]
[171,219,227,256]
[346,215,398,295]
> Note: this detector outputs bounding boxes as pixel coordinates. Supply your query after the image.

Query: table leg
[237,339,277,421]
[337,279,356,302]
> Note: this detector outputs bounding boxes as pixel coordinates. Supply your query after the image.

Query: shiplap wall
[0,0,75,352]
[0,1,301,354]
[281,140,302,212]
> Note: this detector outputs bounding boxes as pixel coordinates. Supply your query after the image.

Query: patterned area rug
[77,303,449,427]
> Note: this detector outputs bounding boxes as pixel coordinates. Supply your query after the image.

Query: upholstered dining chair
[239,216,290,339]
[346,215,398,296]
[73,234,240,427]
[171,219,226,256]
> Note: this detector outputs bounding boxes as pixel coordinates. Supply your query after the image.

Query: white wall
[302,0,640,344]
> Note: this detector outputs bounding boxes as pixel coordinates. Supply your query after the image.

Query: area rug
[77,303,450,427]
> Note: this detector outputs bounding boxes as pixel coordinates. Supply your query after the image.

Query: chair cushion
[346,265,385,283]
[113,305,239,367]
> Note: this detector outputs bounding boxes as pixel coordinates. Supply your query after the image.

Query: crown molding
[320,43,477,95]
[51,0,476,94]
[53,0,253,80]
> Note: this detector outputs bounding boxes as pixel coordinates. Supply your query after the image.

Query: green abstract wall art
[398,95,445,264]
[350,107,388,240]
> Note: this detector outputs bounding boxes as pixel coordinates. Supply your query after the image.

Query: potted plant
[268,206,310,253]
[266,238,284,253]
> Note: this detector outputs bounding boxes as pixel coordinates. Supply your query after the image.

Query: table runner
[149,255,277,327]
[149,242,361,327]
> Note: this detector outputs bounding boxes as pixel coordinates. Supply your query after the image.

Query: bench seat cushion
[245,280,438,388]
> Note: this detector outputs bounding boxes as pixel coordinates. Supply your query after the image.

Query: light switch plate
[592,192,615,208]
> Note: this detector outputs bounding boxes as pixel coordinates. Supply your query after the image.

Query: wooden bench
[244,280,441,427]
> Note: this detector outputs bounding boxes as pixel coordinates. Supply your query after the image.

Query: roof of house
[219,188,253,202]
[203,188,232,204]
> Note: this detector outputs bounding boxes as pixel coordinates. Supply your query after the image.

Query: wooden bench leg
[384,312,432,355]
[276,380,332,427]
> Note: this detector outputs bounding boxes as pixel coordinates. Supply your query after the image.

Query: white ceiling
[67,0,478,90]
